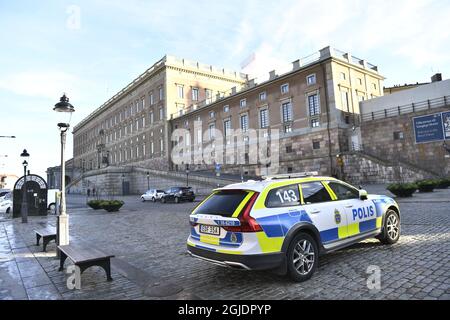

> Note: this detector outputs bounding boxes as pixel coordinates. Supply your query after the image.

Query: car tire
[5,207,11,219]
[48,203,56,213]
[378,209,400,244]
[286,232,318,282]
[141,197,146,202]
[174,197,180,204]
[161,197,166,203]
[152,197,156,202]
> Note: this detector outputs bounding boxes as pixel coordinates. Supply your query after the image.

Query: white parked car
[141,189,166,202]
[47,189,59,213]
[0,192,12,218]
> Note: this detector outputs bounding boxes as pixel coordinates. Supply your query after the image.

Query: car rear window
[194,190,249,217]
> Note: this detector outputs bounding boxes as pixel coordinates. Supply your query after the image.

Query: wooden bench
[35,227,57,252]
[58,244,114,281]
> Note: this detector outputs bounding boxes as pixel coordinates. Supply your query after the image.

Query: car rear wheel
[161,197,166,203]
[152,197,156,202]
[48,203,56,212]
[286,232,318,282]
[5,208,11,219]
[378,209,400,244]
[174,197,180,204]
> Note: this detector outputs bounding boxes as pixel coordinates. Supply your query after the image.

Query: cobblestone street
[1,185,449,300]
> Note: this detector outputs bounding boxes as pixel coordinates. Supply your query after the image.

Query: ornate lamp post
[185,164,190,187]
[20,149,30,223]
[53,94,75,247]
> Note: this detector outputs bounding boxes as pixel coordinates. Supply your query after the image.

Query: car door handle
[310,209,320,214]
[344,204,354,208]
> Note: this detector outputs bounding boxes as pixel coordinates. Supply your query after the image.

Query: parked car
[0,192,12,218]
[0,189,11,202]
[161,187,195,203]
[187,173,400,282]
[47,189,59,213]
[141,189,166,202]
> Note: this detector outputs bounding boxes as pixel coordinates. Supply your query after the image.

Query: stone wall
[360,106,450,176]
[67,166,242,196]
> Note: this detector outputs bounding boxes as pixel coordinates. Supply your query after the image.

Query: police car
[187,173,400,282]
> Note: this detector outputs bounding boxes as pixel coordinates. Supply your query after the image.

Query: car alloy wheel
[293,239,315,276]
[287,232,318,282]
[379,209,400,244]
[386,212,400,241]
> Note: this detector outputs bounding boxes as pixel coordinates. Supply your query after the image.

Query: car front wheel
[161,197,166,203]
[378,209,400,244]
[152,197,156,202]
[141,197,146,202]
[286,232,318,282]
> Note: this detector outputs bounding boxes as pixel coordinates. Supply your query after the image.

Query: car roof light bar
[262,171,319,180]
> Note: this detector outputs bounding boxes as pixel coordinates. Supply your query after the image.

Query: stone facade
[359,105,450,177]
[170,47,384,178]
[72,56,247,173]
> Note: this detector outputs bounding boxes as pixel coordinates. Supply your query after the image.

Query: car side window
[265,184,300,208]
[301,182,332,204]
[327,182,359,200]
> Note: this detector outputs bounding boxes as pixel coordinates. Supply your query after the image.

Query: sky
[0,0,449,181]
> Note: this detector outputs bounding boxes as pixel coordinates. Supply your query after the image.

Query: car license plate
[199,224,220,236]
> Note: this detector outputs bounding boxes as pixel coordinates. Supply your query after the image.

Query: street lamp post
[53,94,75,248]
[20,149,30,223]
[185,164,190,187]
[146,171,150,190]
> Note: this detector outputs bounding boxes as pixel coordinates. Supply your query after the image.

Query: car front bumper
[187,244,284,271]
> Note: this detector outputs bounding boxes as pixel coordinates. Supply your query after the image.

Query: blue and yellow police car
[187,172,401,282]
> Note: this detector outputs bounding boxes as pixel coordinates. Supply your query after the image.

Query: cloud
[230,0,450,79]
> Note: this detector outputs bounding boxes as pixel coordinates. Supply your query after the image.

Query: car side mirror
[359,189,368,200]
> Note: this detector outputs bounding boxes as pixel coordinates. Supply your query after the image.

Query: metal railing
[362,95,450,122]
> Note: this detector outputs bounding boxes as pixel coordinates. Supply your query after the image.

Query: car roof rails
[262,171,319,181]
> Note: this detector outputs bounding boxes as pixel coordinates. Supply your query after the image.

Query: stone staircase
[343,150,440,184]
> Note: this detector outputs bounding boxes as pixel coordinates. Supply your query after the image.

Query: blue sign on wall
[413,113,444,143]
[442,111,450,140]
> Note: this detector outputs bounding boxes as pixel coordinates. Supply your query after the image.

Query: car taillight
[223,192,262,233]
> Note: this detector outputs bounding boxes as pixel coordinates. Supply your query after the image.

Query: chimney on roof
[431,73,442,82]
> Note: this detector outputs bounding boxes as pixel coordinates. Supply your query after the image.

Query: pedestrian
[87,188,91,197]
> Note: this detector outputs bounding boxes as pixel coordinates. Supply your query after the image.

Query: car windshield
[194,190,248,217]
[157,190,165,193]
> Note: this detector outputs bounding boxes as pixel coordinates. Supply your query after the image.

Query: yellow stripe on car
[232,191,255,218]
[376,217,383,228]
[217,249,243,255]
[256,232,284,253]
[200,235,220,246]
[348,222,360,237]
